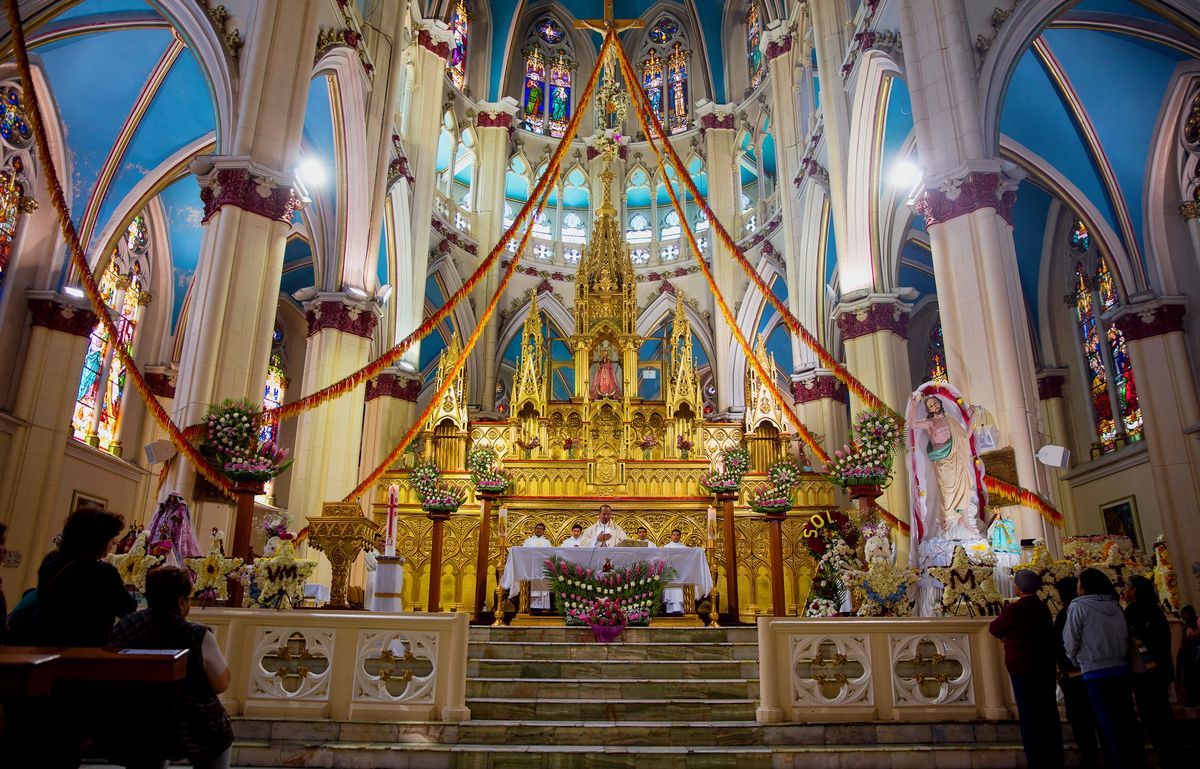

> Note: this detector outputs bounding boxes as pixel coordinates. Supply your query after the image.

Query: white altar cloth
[501,546,713,594]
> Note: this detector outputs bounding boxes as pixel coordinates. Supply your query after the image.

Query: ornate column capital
[415,25,453,62]
[144,366,178,399]
[834,294,912,341]
[791,371,849,405]
[913,164,1023,227]
[26,291,98,338]
[1109,297,1187,342]
[191,156,301,225]
[697,103,736,140]
[475,98,519,130]
[365,370,421,403]
[1036,369,1068,401]
[303,294,381,340]
[763,26,796,63]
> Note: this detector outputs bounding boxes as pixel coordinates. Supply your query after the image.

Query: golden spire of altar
[666,292,702,415]
[425,332,469,432]
[745,334,786,433]
[573,156,636,338]
[513,290,547,412]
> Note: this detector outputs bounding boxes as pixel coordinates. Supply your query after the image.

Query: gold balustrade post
[474,492,502,623]
[427,509,451,612]
[715,491,741,624]
[764,509,787,617]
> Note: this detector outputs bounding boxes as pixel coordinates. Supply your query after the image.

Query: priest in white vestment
[522,522,553,610]
[662,529,687,614]
[363,534,383,609]
[561,524,585,547]
[579,504,628,547]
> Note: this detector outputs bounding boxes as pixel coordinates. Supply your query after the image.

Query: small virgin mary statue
[589,342,622,400]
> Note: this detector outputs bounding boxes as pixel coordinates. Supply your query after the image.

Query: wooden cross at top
[574,0,643,34]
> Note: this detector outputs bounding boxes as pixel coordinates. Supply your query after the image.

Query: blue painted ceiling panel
[52,0,157,22]
[156,173,204,333]
[1008,181,1053,333]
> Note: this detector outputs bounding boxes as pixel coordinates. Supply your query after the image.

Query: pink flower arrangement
[638,433,658,449]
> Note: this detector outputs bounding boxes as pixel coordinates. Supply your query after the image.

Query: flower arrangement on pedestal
[638,433,657,459]
[562,436,579,458]
[799,509,861,616]
[676,435,694,459]
[583,597,628,643]
[467,448,512,495]
[699,447,751,494]
[250,539,316,609]
[928,545,1005,617]
[408,458,467,513]
[544,555,676,627]
[843,560,921,616]
[186,528,243,604]
[516,435,541,458]
[1012,540,1075,611]
[201,399,293,486]
[747,483,792,514]
[768,457,804,493]
[108,530,163,593]
[825,409,901,488]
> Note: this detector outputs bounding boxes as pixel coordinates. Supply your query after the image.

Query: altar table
[501,546,714,595]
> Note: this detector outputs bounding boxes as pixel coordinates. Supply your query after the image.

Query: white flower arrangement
[108,531,163,592]
[186,533,243,603]
[251,540,316,609]
[843,560,921,617]
[805,597,841,617]
[1012,540,1075,609]
[928,546,1005,617]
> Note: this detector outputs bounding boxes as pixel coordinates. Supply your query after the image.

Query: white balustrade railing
[195,608,470,722]
[756,616,1014,724]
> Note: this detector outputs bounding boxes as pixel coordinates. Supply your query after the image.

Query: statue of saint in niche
[589,341,622,400]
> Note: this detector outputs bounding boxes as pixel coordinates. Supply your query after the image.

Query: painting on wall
[1101,495,1142,550]
[70,490,108,515]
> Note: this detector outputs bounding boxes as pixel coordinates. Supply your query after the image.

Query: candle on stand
[385,484,399,557]
[706,504,717,547]
[497,506,507,548]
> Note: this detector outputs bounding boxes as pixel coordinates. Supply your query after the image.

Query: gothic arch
[155,0,237,147]
[636,290,715,368]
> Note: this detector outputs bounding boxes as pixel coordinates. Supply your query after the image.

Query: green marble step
[470,627,758,644]
[468,658,758,680]
[454,720,765,747]
[470,640,759,661]
[466,676,759,700]
[466,697,758,721]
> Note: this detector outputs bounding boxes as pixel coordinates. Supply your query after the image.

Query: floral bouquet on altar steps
[584,597,627,643]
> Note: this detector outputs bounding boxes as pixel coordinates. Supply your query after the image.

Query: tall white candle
[497,506,508,547]
[385,484,400,557]
[706,504,717,545]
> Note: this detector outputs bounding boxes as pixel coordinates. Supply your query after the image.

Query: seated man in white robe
[662,528,687,614]
[561,523,585,547]
[522,522,553,611]
[635,526,654,545]
[579,504,628,548]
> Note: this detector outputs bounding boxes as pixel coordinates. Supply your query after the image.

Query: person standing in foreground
[1053,576,1102,769]
[988,569,1063,769]
[1064,568,1146,769]
[1124,575,1181,767]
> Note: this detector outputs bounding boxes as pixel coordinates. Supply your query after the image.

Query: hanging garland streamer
[616,53,827,466]
[4,0,236,496]
[342,32,614,502]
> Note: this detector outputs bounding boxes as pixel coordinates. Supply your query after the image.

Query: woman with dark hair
[34,507,136,646]
[1054,576,1101,768]
[109,566,233,769]
[1063,568,1145,769]
[1124,575,1181,766]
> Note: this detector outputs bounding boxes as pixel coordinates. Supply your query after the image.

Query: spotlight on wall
[888,159,922,190]
[296,157,326,188]
[63,286,85,299]
[1035,444,1070,470]
[144,439,178,466]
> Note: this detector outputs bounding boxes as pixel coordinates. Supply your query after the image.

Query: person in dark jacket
[33,507,136,646]
[1054,576,1101,768]
[1064,568,1145,769]
[1124,575,1181,767]
[109,566,233,769]
[1179,605,1199,706]
[989,569,1064,769]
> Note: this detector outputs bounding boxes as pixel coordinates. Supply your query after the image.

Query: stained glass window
[648,18,679,45]
[562,212,585,243]
[448,0,469,90]
[926,321,947,382]
[521,48,547,134]
[547,56,572,138]
[642,49,665,121]
[660,210,681,240]
[667,43,689,134]
[628,213,651,243]
[746,4,765,89]
[1070,221,1142,453]
[0,169,21,291]
[536,17,564,45]
[0,87,32,148]
[260,333,286,444]
[72,216,147,451]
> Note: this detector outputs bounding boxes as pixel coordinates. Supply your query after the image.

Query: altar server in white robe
[522,523,554,610]
[363,534,383,609]
[579,504,628,548]
[662,529,687,614]
[561,523,585,547]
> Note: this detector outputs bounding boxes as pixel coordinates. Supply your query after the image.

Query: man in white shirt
[522,523,553,611]
[561,523,585,547]
[635,526,654,545]
[579,504,628,547]
[662,528,686,614]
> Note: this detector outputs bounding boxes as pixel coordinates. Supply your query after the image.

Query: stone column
[1036,369,1077,534]
[899,0,1049,544]
[473,103,518,413]
[698,105,740,413]
[0,294,98,592]
[359,369,420,480]
[289,297,380,538]
[164,2,322,504]
[1110,300,1200,607]
[835,295,913,560]
[791,370,849,462]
